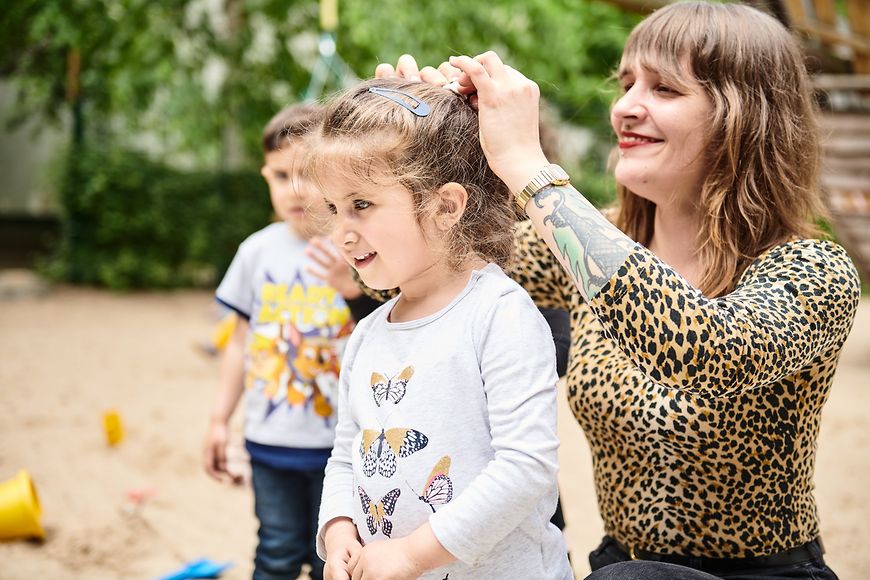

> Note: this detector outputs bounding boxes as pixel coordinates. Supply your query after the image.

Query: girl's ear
[435,182,468,231]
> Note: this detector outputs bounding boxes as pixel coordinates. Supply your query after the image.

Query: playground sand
[0,286,868,579]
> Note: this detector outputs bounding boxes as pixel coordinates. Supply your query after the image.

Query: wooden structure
[780,0,870,73]
[815,75,870,284]
[781,0,870,283]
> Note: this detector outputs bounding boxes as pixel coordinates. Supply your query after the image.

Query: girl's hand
[447,52,548,193]
[324,539,362,580]
[305,236,362,299]
[324,518,363,580]
[348,537,422,580]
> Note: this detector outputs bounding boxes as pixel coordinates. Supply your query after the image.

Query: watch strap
[515,164,570,212]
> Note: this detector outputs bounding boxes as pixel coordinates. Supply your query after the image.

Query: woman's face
[610,57,712,211]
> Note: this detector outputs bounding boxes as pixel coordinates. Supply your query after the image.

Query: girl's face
[610,57,712,210]
[323,177,445,292]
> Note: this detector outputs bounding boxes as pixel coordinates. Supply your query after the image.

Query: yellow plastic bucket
[103,410,125,446]
[0,470,45,540]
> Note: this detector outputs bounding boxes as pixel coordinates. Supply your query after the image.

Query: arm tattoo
[532,185,635,300]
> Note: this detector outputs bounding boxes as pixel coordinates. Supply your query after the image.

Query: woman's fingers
[436,61,462,80]
[203,446,220,480]
[395,54,421,81]
[440,65,478,98]
[446,51,546,187]
[448,55,494,95]
[473,50,509,80]
[375,56,464,88]
[452,53,539,103]
[374,63,396,79]
[437,61,462,81]
[419,66,448,84]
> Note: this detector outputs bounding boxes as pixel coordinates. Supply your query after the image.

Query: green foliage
[42,146,271,290]
[2,0,321,163]
[4,0,636,288]
[569,147,617,210]
[2,0,635,164]
[338,0,637,133]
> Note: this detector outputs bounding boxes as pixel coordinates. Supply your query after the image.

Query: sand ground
[0,282,868,579]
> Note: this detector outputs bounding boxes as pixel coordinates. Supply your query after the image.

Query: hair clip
[367,87,430,117]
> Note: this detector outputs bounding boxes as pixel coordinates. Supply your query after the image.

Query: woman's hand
[447,52,548,193]
[375,55,477,104]
[375,52,548,193]
[375,54,450,83]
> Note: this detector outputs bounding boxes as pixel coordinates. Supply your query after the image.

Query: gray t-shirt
[216,222,353,450]
[318,264,572,579]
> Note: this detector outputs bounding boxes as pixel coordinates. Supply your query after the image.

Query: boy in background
[203,103,373,580]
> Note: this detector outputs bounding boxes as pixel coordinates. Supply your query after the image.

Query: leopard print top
[508,219,861,558]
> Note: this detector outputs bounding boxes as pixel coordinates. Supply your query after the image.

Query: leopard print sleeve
[506,220,576,310]
[589,239,861,397]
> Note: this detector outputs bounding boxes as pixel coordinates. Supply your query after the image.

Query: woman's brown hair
[614,1,827,296]
[306,78,515,270]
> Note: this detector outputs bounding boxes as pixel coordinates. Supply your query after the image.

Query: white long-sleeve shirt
[318,264,572,579]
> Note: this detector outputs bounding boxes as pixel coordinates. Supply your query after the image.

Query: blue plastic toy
[154,558,233,580]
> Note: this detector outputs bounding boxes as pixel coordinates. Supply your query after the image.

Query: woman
[376,2,860,578]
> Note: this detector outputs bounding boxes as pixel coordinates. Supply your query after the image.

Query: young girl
[310,79,573,580]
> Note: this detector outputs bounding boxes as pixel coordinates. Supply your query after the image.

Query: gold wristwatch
[514,163,570,213]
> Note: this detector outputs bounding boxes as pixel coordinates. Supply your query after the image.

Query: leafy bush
[42,146,271,290]
[41,141,622,290]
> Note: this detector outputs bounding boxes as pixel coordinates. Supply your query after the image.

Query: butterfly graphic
[410,455,453,512]
[370,366,414,407]
[358,486,401,537]
[360,427,429,477]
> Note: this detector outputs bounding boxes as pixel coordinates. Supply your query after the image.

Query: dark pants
[251,462,325,580]
[585,536,838,580]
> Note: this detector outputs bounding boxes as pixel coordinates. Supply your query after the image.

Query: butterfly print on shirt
[359,427,428,478]
[358,486,401,537]
[410,455,454,512]
[370,366,414,407]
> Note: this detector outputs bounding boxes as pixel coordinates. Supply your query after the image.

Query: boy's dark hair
[261,103,325,153]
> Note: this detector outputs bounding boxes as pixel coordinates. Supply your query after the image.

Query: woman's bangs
[623,7,704,91]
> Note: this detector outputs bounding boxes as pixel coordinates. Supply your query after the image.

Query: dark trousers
[251,462,325,580]
[585,536,838,580]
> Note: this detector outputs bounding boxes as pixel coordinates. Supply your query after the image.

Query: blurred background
[0,0,638,288]
[2,0,868,288]
[1,1,868,579]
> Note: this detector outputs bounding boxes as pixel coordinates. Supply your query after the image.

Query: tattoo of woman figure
[536,186,635,300]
